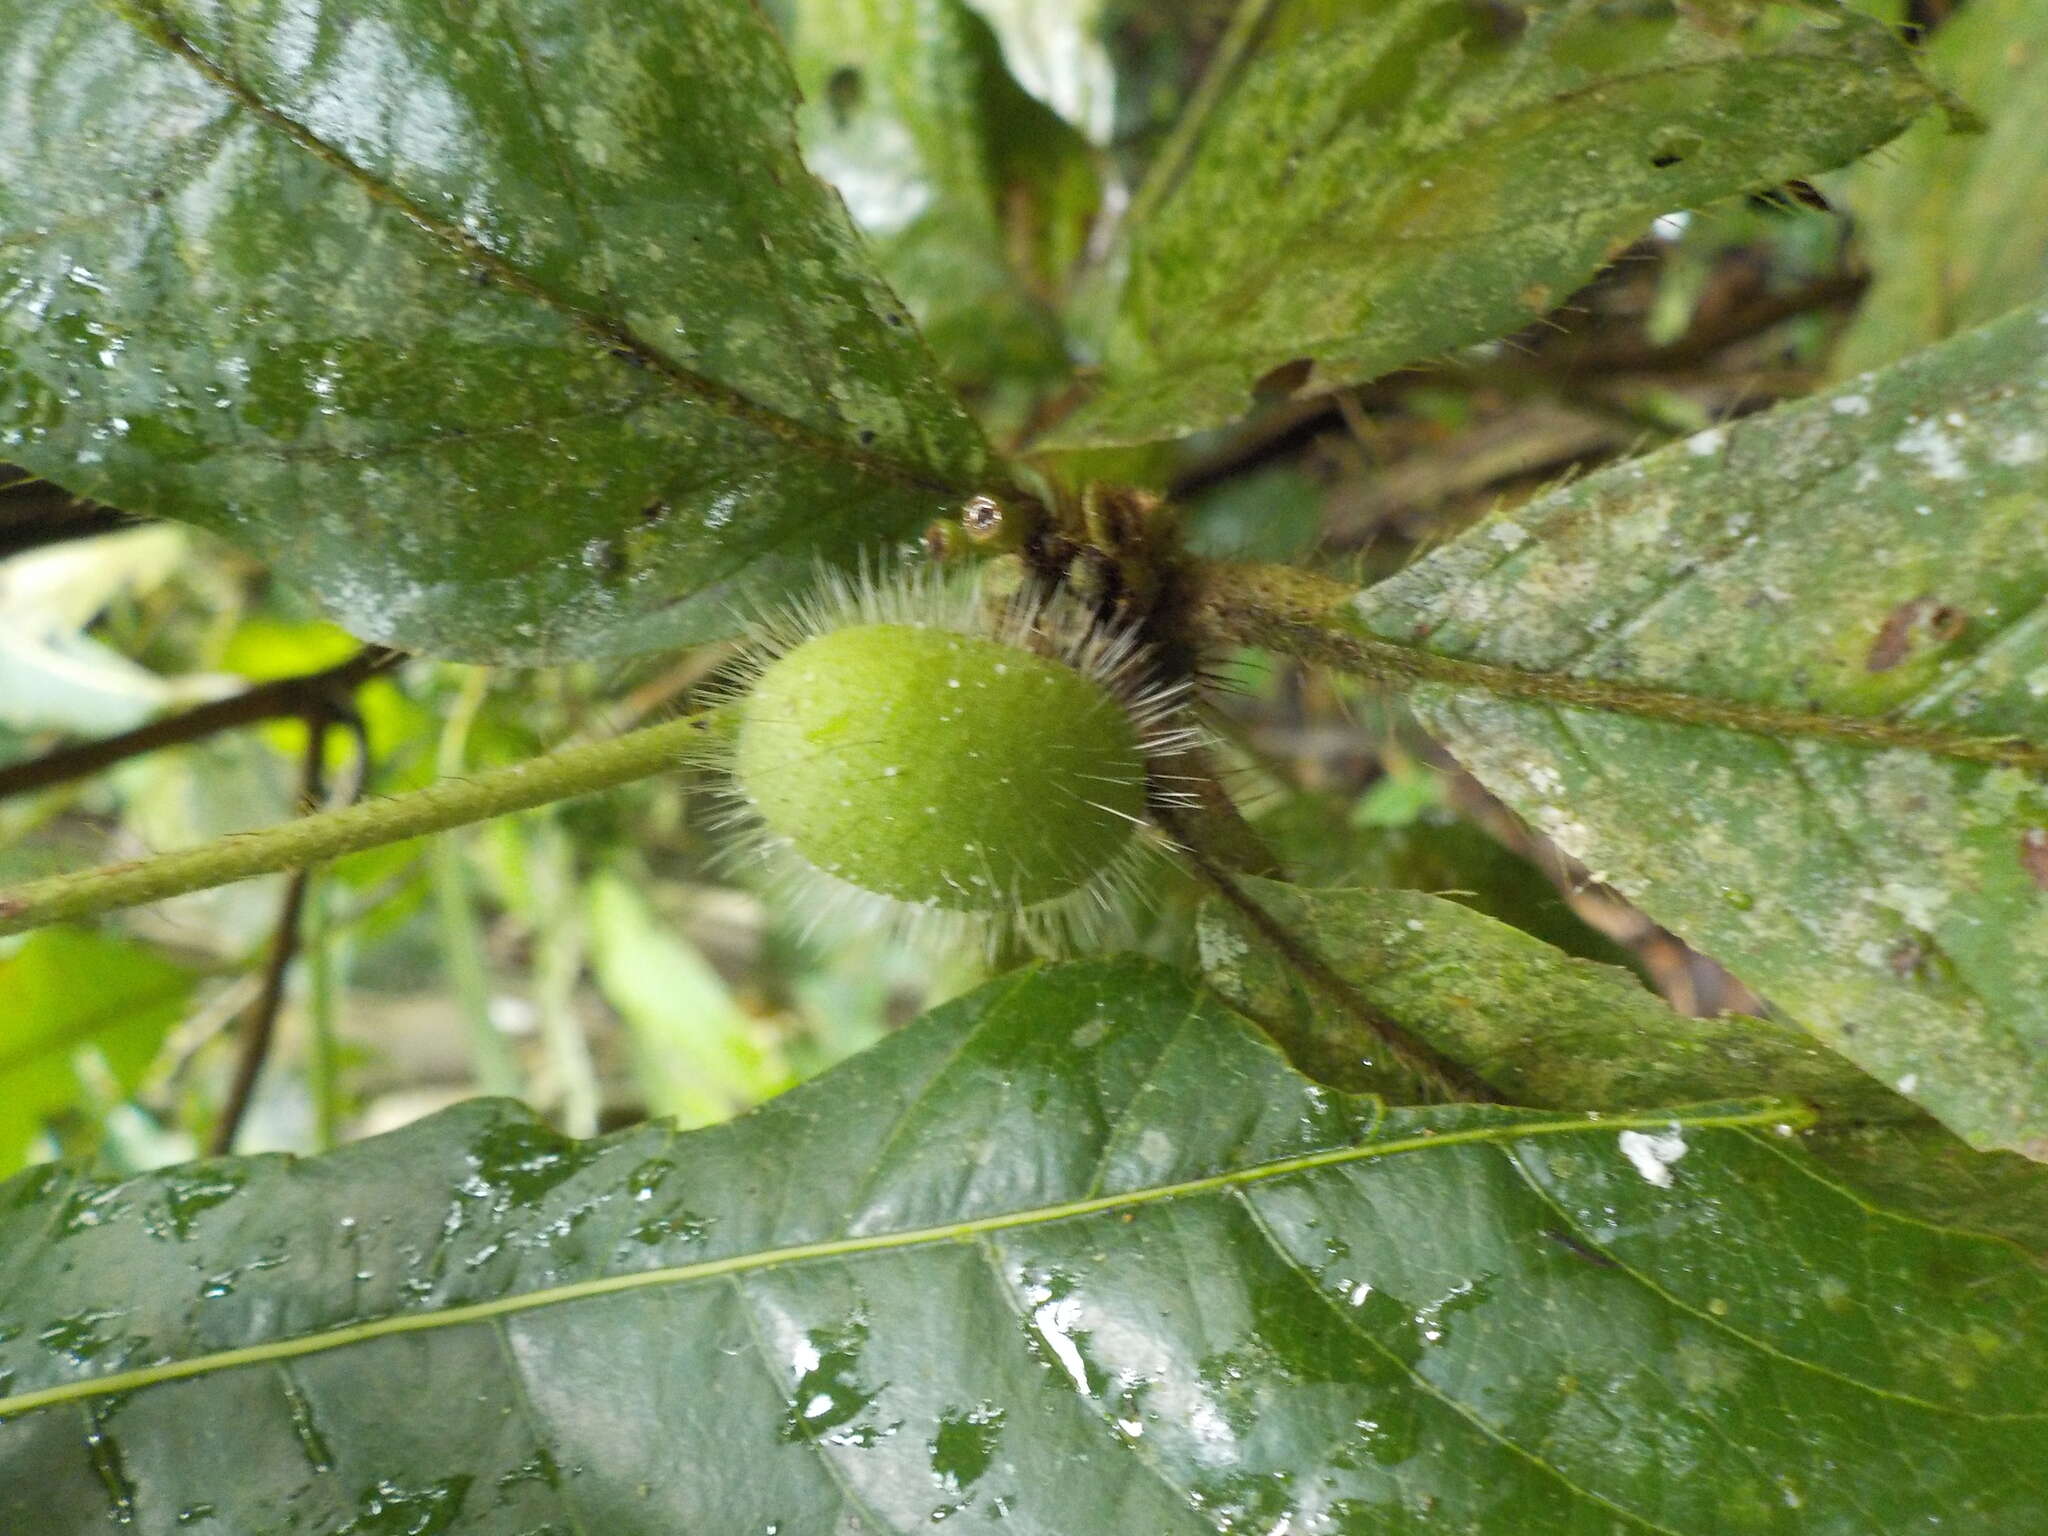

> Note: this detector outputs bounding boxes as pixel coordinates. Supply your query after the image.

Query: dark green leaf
[1046,0,1931,447]
[4,957,2047,1532]
[1356,299,2048,1154]
[784,0,1101,408]
[0,0,987,661]
[0,928,193,1176]
[1833,0,2048,375]
[1198,878,1897,1118]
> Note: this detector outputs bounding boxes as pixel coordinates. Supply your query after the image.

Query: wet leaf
[1833,0,2048,375]
[784,0,1101,406]
[0,0,987,662]
[1355,299,2048,1155]
[4,957,2047,1532]
[0,929,193,1176]
[1046,0,1931,447]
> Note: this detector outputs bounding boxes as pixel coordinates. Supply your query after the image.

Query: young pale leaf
[1045,0,1931,448]
[783,0,1101,401]
[1356,300,2048,1156]
[1832,0,2048,376]
[0,0,986,661]
[4,958,2047,1533]
[0,928,193,1175]
[1197,878,1900,1119]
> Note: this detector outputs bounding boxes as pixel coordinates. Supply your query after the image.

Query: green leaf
[0,928,193,1176]
[1198,877,1898,1118]
[5,956,2048,1532]
[1046,0,1932,448]
[583,869,794,1126]
[784,0,1101,404]
[1355,298,2048,1155]
[1251,792,1640,969]
[0,0,987,662]
[1833,0,2048,375]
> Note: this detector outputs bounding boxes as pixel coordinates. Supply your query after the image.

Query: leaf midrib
[0,1103,1794,1421]
[111,0,974,501]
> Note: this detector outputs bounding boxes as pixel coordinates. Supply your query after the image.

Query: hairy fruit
[735,623,1147,910]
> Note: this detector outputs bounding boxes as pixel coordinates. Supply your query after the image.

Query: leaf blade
[1355,299,2048,1154]
[1047,0,1932,447]
[3,958,2047,1532]
[0,0,986,660]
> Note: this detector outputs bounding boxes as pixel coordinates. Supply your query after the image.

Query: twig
[1156,802,1500,1104]
[0,646,404,802]
[209,717,330,1155]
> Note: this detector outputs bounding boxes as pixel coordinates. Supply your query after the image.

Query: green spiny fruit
[712,568,1196,951]
[735,622,1148,910]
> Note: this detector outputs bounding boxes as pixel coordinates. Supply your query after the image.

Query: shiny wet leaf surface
[3,958,2045,1533]
[0,0,986,660]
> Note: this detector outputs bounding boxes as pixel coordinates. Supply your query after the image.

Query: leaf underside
[1356,299,2048,1156]
[3,958,2046,1534]
[0,0,986,661]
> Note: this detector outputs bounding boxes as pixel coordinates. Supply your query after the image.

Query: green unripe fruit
[734,623,1149,910]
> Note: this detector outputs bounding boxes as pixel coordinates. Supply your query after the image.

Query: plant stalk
[0,714,717,936]
[1184,562,2048,775]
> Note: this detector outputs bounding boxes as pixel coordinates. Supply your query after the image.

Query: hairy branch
[0,713,718,936]
[1184,562,2048,776]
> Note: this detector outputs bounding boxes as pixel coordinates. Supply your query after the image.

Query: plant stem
[1184,562,2048,775]
[304,877,344,1152]
[433,668,523,1097]
[0,714,717,937]
[1157,804,1499,1104]
[210,717,333,1155]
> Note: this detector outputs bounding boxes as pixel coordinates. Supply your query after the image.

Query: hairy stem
[0,714,717,936]
[1185,562,2048,774]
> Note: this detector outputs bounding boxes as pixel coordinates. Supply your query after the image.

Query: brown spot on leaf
[1866,597,1968,672]
[1889,940,1927,979]
[1519,282,1552,312]
[2021,828,2048,891]
[1251,358,1314,404]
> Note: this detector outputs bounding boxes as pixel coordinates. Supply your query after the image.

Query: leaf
[583,869,794,1127]
[1832,0,2048,375]
[0,0,987,663]
[1197,877,1898,1118]
[783,0,1101,402]
[1354,298,2048,1155]
[0,928,193,1176]
[5,956,2048,1533]
[1044,0,1931,448]
[1251,791,1640,969]
[965,0,1117,141]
